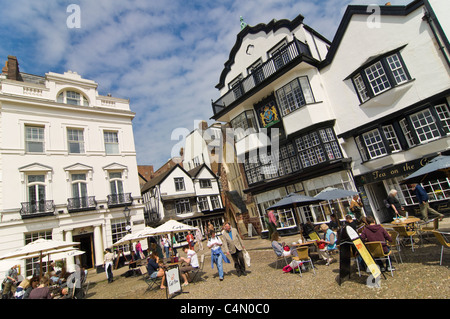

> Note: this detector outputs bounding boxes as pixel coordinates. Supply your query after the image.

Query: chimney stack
[199,120,208,132]
[3,56,23,81]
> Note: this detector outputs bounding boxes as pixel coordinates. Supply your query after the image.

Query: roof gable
[216,14,305,90]
[141,163,192,193]
[187,163,217,179]
[321,0,424,68]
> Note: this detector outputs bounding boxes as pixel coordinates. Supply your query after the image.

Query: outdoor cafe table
[294,240,318,247]
[390,217,421,226]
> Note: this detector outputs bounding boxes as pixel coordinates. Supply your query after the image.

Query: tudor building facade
[0,56,145,276]
[211,16,358,237]
[212,0,450,231]
[322,0,450,223]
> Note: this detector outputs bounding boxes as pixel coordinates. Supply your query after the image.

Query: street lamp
[123,206,131,233]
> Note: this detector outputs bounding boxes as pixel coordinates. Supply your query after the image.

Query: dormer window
[57,90,89,106]
[349,49,411,104]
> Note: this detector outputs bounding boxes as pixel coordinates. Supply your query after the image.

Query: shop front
[354,153,450,223]
[254,170,358,238]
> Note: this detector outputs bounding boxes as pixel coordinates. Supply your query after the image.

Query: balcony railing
[107,193,133,208]
[212,38,312,116]
[67,196,97,213]
[20,200,55,219]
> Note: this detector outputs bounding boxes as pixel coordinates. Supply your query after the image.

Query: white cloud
[0,0,413,168]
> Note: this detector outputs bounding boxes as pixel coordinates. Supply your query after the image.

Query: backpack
[383,198,391,208]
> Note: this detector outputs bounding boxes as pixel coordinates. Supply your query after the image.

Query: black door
[73,233,94,269]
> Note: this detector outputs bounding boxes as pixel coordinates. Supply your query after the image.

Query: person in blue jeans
[162,235,170,259]
[207,230,230,281]
[411,183,444,222]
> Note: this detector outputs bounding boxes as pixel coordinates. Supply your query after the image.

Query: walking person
[103,248,114,283]
[411,183,444,222]
[2,264,19,299]
[221,222,247,277]
[265,210,278,240]
[162,235,170,259]
[135,241,145,259]
[207,230,230,281]
[186,231,195,250]
[195,228,203,251]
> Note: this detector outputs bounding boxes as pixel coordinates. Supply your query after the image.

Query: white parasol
[145,220,200,257]
[112,226,155,246]
[0,238,80,279]
[145,219,199,237]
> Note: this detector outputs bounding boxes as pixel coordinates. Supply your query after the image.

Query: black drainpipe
[422,4,450,69]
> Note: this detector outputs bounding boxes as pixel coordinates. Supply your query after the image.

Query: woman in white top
[207,230,230,281]
[103,248,114,283]
[162,235,170,259]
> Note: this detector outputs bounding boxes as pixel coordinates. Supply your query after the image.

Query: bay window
[230,110,258,141]
[276,76,315,116]
[351,51,411,103]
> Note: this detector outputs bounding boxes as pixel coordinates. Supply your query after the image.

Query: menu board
[166,266,181,297]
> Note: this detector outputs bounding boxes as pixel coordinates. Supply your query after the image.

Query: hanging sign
[258,100,280,128]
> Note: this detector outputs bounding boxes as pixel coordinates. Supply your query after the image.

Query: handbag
[243,249,251,267]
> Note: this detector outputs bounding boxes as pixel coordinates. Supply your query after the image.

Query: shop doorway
[365,182,390,223]
[73,233,94,269]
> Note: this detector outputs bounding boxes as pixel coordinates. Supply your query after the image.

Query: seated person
[178,246,199,286]
[360,216,394,272]
[318,223,337,266]
[271,231,298,258]
[147,252,165,279]
[28,276,54,299]
[271,232,305,273]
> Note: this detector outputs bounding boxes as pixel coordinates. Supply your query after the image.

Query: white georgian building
[0,56,145,276]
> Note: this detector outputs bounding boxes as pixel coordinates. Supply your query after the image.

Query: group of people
[100,221,248,289]
[2,263,87,299]
[140,221,247,288]
[386,184,444,222]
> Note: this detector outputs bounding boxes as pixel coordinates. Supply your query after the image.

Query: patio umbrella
[314,187,358,201]
[146,220,200,236]
[0,238,80,279]
[266,193,321,211]
[113,226,156,246]
[46,249,85,261]
[402,155,450,183]
[145,220,200,257]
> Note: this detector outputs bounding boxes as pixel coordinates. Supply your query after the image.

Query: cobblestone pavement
[85,218,450,300]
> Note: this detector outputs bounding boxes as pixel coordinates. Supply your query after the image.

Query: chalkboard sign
[165,266,181,298]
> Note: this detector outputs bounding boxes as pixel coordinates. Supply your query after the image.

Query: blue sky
[0,0,412,168]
